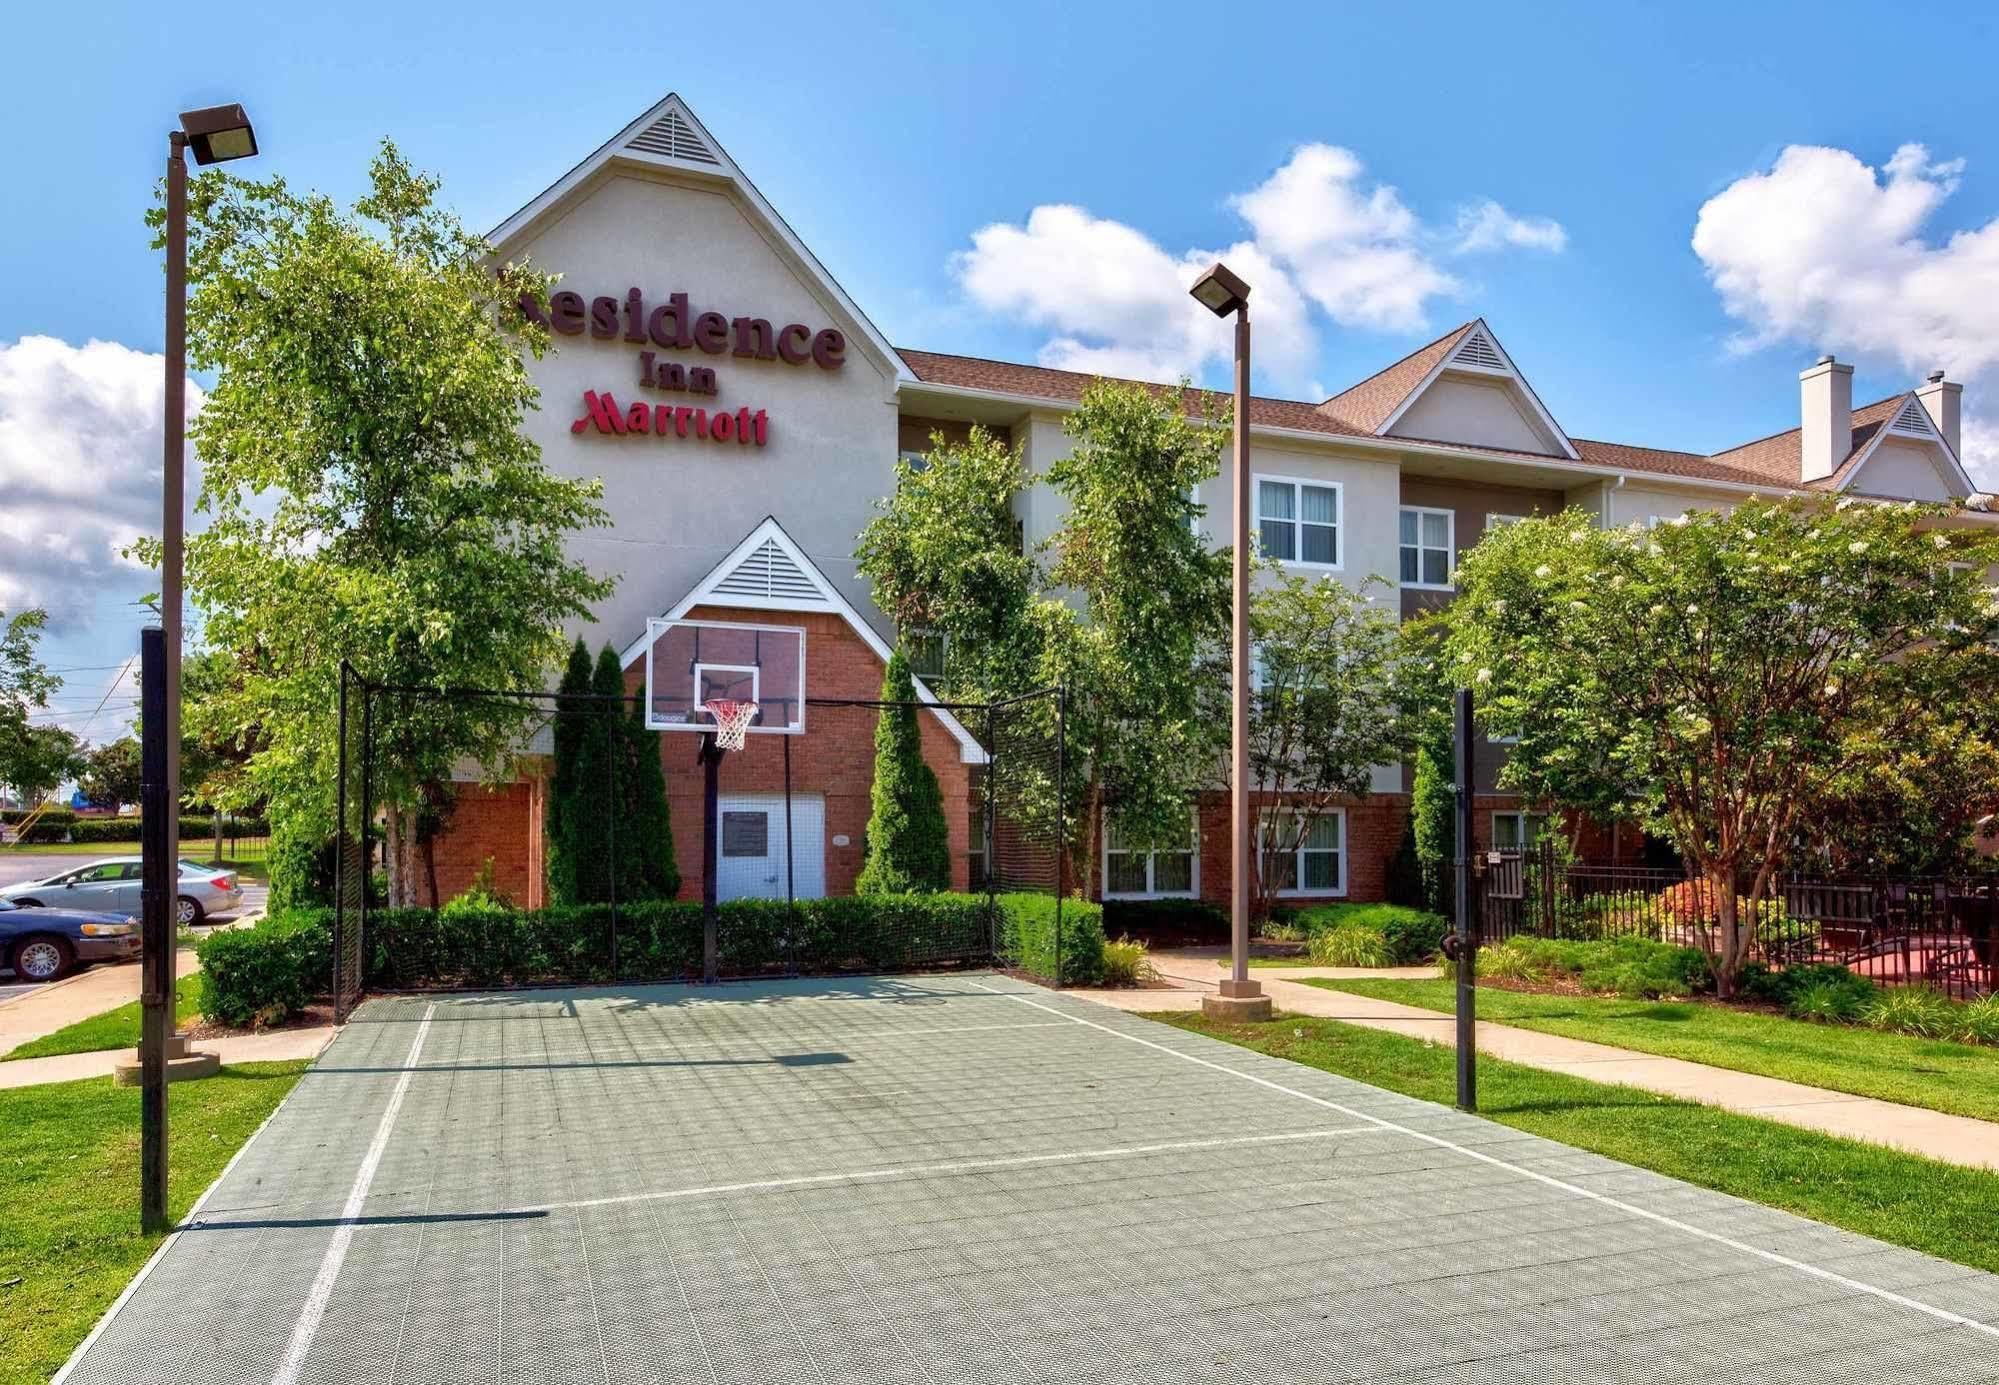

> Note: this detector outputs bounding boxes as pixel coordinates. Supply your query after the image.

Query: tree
[1037,381,1232,866]
[1443,499,1999,993]
[621,680,680,900]
[141,143,613,902]
[545,639,594,905]
[857,384,1231,881]
[856,650,951,894]
[79,738,144,811]
[855,425,1040,701]
[0,608,63,804]
[1246,572,1408,921]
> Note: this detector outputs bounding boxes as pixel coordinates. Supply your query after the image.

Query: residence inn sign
[524,283,846,446]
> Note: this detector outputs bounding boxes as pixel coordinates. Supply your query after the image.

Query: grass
[0,1061,307,1383]
[1154,1010,1999,1275]
[3,977,205,1061]
[1305,976,1999,1124]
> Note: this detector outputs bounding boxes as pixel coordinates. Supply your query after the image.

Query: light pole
[142,102,258,1233]
[1189,262,1271,1023]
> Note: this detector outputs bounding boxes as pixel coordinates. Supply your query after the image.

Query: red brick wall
[637,604,975,901]
[431,779,538,907]
[1184,792,1410,907]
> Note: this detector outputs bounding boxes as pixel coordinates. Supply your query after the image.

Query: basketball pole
[700,734,721,984]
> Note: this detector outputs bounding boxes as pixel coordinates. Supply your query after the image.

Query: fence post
[1054,687,1066,988]
[604,704,618,983]
[333,663,349,1024]
[139,626,170,1233]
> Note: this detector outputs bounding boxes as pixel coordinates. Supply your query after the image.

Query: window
[903,630,948,682]
[1262,812,1346,897]
[1485,513,1525,530]
[1255,476,1340,568]
[1103,811,1198,898]
[1399,507,1454,588]
[897,448,930,473]
[1491,811,1549,850]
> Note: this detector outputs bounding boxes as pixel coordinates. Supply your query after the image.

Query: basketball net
[703,699,759,752]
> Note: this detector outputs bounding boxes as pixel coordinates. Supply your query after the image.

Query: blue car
[0,897,140,983]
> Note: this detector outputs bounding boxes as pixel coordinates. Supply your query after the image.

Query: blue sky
[5,0,1997,740]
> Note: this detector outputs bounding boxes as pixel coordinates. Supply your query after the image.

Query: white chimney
[1799,355,1853,482]
[1917,369,1963,456]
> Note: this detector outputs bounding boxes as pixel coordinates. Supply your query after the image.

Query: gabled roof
[1710,393,1972,495]
[1317,324,1471,432]
[1364,320,1580,461]
[617,517,987,764]
[488,94,908,382]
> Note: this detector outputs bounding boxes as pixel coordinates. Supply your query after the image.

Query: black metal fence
[332,666,1068,1018]
[1476,840,1998,998]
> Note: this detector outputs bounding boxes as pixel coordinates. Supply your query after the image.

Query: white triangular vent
[712,538,823,602]
[1889,397,1934,437]
[1451,328,1505,372]
[626,109,720,165]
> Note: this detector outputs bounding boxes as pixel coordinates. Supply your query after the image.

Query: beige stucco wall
[501,168,902,653]
[1387,376,1556,455]
[1852,440,1953,501]
[1603,483,1733,529]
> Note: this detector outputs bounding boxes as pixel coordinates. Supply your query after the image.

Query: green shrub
[1103,897,1227,940]
[1789,978,1871,1024]
[1953,994,1999,1046]
[1256,918,1306,943]
[1308,925,1391,968]
[1441,936,1711,998]
[196,911,333,1027]
[1101,936,1157,987]
[996,893,1105,986]
[442,859,512,916]
[1863,985,1959,1039]
[267,824,339,911]
[855,651,952,894]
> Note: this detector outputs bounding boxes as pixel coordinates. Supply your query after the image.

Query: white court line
[406,1017,1071,1065]
[271,1001,436,1385]
[966,981,1999,1343]
[516,1126,1378,1216]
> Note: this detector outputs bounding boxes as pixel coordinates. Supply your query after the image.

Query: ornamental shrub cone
[545,638,595,905]
[623,671,680,900]
[856,651,951,894]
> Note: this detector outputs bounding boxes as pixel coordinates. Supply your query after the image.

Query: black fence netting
[332,674,1069,1016]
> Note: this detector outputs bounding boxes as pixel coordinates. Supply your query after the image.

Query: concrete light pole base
[1202,978,1272,1022]
[112,1033,220,1086]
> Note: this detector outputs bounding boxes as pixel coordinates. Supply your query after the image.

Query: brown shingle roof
[897,345,1925,496]
[1708,395,1903,488]
[1316,323,1471,432]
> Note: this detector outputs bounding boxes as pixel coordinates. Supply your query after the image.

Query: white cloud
[1692,142,1999,479]
[954,144,1565,393]
[0,336,200,627]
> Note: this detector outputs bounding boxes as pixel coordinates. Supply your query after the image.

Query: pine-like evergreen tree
[1411,737,1456,916]
[624,691,680,899]
[856,650,952,894]
[583,644,627,904]
[545,638,593,904]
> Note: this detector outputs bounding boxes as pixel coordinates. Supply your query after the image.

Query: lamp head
[179,104,258,165]
[1189,261,1250,317]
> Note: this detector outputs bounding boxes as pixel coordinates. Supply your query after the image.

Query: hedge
[1101,897,1226,941]
[198,891,1101,1026]
[0,813,269,845]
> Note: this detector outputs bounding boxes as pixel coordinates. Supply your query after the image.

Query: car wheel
[11,935,73,983]
[176,896,204,927]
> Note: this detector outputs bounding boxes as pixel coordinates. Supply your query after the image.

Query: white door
[715,793,825,901]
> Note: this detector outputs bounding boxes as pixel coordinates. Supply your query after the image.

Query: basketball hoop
[703,698,759,752]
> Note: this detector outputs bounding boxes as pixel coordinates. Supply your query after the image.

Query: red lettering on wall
[775,323,812,364]
[573,390,770,447]
[571,390,628,434]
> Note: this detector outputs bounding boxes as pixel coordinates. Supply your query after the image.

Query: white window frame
[1261,809,1348,899]
[1102,810,1200,900]
[1485,512,1525,530]
[1253,474,1342,571]
[1491,810,1549,851]
[1399,505,1455,590]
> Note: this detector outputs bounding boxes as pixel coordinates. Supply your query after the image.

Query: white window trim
[1491,810,1549,850]
[1262,809,1349,899]
[1399,505,1456,591]
[1253,473,1343,572]
[1485,512,1525,529]
[1102,812,1200,900]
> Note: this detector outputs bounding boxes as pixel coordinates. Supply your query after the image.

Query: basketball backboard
[644,618,806,734]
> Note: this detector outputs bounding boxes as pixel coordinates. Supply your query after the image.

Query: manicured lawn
[1307,976,1999,1124]
[1153,1010,1999,1275]
[0,1061,307,1384]
[3,977,205,1061]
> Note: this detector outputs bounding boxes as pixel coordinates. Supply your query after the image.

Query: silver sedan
[0,856,247,926]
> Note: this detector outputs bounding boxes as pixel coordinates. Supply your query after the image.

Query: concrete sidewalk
[1077,951,1999,1173]
[0,1024,335,1089]
[0,949,201,1056]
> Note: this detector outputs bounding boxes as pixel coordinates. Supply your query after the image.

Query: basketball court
[58,973,1999,1383]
